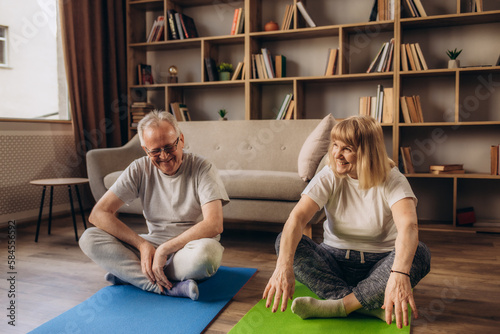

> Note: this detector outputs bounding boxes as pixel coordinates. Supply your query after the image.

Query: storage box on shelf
[125,0,500,232]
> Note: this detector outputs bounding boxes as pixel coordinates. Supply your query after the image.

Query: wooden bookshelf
[126,0,500,232]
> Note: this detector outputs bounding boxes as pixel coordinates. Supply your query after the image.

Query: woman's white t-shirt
[302,166,416,253]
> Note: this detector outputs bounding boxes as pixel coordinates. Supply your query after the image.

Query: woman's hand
[263,264,296,312]
[151,244,173,293]
[382,272,418,329]
[138,241,157,285]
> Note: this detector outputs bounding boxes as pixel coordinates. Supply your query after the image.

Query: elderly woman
[263,115,430,329]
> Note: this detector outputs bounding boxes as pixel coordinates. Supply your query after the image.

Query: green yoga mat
[229,281,410,334]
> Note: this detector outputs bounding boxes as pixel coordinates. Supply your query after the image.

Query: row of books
[367,39,394,73]
[280,4,295,30]
[252,49,286,79]
[130,102,155,128]
[147,16,165,42]
[170,102,191,122]
[400,146,415,174]
[359,85,394,124]
[400,95,424,123]
[468,0,484,12]
[401,0,427,18]
[401,43,428,71]
[230,8,245,35]
[491,145,500,175]
[373,0,396,21]
[276,93,295,120]
[167,10,198,40]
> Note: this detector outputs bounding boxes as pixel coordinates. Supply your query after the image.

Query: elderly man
[79,110,229,300]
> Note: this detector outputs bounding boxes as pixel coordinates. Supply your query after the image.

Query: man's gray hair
[137,110,181,146]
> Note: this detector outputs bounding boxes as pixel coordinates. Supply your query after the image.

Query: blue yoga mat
[30,266,257,334]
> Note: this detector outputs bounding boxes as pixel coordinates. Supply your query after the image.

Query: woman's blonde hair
[328,115,395,189]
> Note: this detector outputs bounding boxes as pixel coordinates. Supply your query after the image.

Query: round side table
[30,178,89,242]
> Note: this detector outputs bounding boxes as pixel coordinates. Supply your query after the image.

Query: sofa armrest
[86,135,145,202]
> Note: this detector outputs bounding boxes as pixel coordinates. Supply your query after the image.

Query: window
[0,0,69,121]
[0,26,7,67]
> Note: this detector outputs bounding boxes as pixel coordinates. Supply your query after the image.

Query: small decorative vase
[219,71,231,81]
[264,21,279,31]
[448,59,460,69]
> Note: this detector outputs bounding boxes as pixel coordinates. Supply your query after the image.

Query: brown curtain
[60,0,128,174]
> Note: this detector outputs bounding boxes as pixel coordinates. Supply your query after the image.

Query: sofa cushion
[297,114,336,181]
[103,171,123,189]
[219,170,307,201]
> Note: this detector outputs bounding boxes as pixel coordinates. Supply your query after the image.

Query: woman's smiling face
[331,139,358,179]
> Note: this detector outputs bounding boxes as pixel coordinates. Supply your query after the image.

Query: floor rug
[229,281,411,334]
[30,266,257,334]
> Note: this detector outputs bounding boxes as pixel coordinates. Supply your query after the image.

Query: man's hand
[138,242,162,290]
[263,265,296,312]
[151,243,173,293]
[382,272,418,329]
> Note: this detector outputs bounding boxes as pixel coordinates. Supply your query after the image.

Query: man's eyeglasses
[145,137,180,158]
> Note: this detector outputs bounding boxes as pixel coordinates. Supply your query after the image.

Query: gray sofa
[86,118,334,235]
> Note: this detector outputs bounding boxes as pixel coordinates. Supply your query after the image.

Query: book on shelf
[178,103,191,121]
[474,0,483,12]
[231,8,244,35]
[296,1,316,27]
[281,4,294,30]
[170,102,191,122]
[167,10,179,40]
[377,0,395,21]
[231,61,245,80]
[131,102,155,109]
[366,39,394,73]
[403,42,429,71]
[429,164,464,171]
[324,48,339,76]
[400,95,424,123]
[146,16,165,42]
[252,49,285,79]
[276,93,293,120]
[491,145,499,175]
[174,13,185,40]
[137,64,154,85]
[401,0,427,18]
[179,13,198,39]
[359,85,393,123]
[400,146,415,174]
[204,57,218,82]
[275,55,286,78]
[284,99,295,120]
[429,164,465,174]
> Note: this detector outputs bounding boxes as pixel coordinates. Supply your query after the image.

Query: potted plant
[447,48,462,68]
[218,109,228,120]
[217,62,233,81]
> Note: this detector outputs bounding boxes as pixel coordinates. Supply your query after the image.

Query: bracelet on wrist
[390,269,410,278]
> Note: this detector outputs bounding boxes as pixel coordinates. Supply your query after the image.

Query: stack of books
[367,39,394,73]
[276,93,295,120]
[359,85,394,124]
[429,164,465,174]
[167,10,198,40]
[374,0,396,21]
[230,8,244,35]
[130,102,155,128]
[231,61,246,80]
[401,0,427,18]
[401,43,428,71]
[252,49,286,79]
[146,16,165,42]
[400,95,424,123]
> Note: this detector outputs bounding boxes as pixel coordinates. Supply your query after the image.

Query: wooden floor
[2,213,500,334]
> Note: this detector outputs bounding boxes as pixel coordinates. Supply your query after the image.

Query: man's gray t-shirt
[110,152,229,244]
